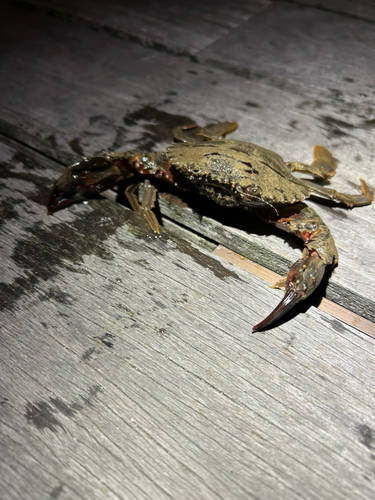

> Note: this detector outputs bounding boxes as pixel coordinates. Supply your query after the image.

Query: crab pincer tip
[47,185,59,214]
[252,254,327,332]
[252,288,305,332]
[47,185,73,214]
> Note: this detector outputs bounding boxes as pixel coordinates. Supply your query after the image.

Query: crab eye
[244,185,261,197]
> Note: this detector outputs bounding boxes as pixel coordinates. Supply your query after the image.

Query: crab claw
[47,156,125,214]
[47,176,83,214]
[252,252,326,332]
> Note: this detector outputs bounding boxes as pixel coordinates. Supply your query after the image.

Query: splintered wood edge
[213,245,375,339]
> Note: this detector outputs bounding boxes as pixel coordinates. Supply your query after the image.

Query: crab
[47,122,372,331]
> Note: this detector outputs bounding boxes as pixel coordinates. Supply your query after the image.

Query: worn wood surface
[1,135,375,500]
[1,0,374,321]
[1,1,375,499]
[19,0,272,56]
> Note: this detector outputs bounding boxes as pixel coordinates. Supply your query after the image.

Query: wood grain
[17,0,272,56]
[199,1,375,92]
[0,1,374,322]
[1,134,375,499]
[1,1,375,498]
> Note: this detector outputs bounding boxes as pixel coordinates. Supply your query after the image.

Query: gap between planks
[213,245,375,339]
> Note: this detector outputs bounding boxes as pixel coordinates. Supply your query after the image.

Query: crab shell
[166,140,311,208]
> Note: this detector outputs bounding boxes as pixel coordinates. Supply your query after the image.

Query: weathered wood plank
[17,0,272,56]
[18,0,375,108]
[2,1,375,182]
[199,2,375,93]
[291,0,375,22]
[20,0,375,53]
[1,137,375,499]
[0,1,374,322]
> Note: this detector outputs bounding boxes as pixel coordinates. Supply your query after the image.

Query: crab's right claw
[252,253,326,332]
[47,156,125,214]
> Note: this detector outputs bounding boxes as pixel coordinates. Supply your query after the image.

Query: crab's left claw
[47,176,82,214]
[252,252,326,332]
[47,156,126,214]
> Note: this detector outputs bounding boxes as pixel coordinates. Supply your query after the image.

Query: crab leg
[287,145,337,180]
[304,178,373,207]
[252,203,338,332]
[173,122,238,143]
[125,180,161,234]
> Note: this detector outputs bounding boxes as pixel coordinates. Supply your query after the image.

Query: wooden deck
[1,1,375,498]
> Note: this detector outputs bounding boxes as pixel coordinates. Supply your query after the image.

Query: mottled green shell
[166,140,311,207]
